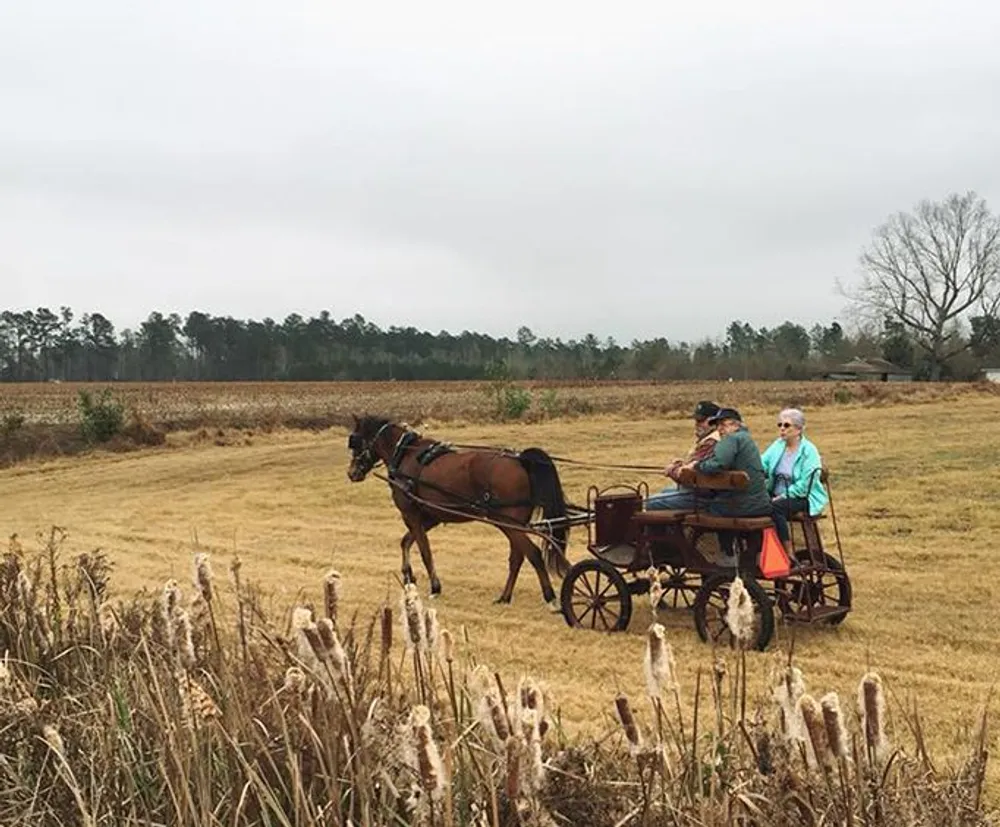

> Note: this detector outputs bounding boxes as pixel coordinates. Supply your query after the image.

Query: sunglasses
[777,422,796,429]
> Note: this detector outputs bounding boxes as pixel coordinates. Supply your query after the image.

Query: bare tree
[844,191,1000,379]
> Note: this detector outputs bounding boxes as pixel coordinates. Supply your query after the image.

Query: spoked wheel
[560,559,632,632]
[693,573,774,651]
[651,565,702,610]
[774,551,852,626]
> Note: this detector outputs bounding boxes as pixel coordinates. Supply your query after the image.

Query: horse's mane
[355,415,420,441]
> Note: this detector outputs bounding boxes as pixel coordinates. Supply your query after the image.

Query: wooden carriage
[557,468,851,650]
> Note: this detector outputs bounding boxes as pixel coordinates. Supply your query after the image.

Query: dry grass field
[2,382,1000,800]
[3,377,996,429]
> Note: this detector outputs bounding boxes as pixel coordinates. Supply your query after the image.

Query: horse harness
[380,428,533,516]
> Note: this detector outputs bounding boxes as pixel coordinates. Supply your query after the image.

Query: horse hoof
[494,595,511,605]
[546,598,562,614]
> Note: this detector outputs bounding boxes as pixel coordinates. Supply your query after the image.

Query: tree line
[1,306,998,383]
[4,191,999,383]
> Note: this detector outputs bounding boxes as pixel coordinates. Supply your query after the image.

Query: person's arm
[696,434,738,474]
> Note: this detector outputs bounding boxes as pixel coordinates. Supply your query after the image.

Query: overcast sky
[3,1,999,343]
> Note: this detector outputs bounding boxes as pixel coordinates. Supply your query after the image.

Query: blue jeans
[645,486,698,511]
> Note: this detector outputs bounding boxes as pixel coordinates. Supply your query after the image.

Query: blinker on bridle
[348,421,393,474]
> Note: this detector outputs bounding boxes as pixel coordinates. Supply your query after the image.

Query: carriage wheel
[774,551,852,625]
[693,574,774,651]
[652,565,702,610]
[560,559,632,632]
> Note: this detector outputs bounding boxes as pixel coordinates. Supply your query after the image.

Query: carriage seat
[788,513,826,522]
[632,510,692,525]
[682,514,774,531]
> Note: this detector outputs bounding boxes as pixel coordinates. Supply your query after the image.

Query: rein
[438,442,667,473]
[372,470,572,550]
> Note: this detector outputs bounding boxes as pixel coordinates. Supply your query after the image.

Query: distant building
[821,358,913,382]
[979,368,1000,383]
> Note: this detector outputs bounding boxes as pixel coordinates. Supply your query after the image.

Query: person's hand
[664,459,681,476]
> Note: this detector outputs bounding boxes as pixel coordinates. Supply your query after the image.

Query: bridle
[347,421,394,478]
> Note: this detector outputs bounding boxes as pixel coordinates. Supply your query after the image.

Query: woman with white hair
[761,407,828,554]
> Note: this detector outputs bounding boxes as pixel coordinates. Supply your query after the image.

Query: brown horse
[346,415,571,608]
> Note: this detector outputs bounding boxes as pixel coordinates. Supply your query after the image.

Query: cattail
[859,671,887,759]
[820,692,848,760]
[380,605,393,655]
[798,694,830,769]
[615,694,643,755]
[16,568,34,606]
[42,724,66,758]
[505,736,521,800]
[290,607,316,663]
[319,618,349,682]
[173,610,197,669]
[401,584,425,652]
[441,628,455,663]
[316,617,336,653]
[643,623,678,698]
[323,569,341,624]
[424,607,440,654]
[519,708,546,794]
[291,606,313,631]
[410,705,445,799]
[193,553,213,604]
[484,691,510,742]
[725,577,755,645]
[756,729,774,775]
[713,657,727,688]
[283,667,307,695]
[772,665,806,742]
[646,566,664,612]
[302,623,326,661]
[162,579,182,618]
[519,676,545,720]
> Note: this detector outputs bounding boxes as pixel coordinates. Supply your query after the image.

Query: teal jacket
[760,436,828,516]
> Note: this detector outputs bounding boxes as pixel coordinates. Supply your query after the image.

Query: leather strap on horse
[435,442,667,473]
[372,470,569,551]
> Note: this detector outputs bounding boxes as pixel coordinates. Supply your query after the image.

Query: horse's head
[346,415,393,481]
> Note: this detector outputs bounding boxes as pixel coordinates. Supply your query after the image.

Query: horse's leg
[410,521,442,598]
[400,529,417,585]
[512,529,560,611]
[495,528,525,604]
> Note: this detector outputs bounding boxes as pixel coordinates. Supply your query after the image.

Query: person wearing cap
[682,408,772,520]
[644,401,722,511]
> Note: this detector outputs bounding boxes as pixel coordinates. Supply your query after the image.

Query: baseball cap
[708,407,742,424]
[693,400,720,419]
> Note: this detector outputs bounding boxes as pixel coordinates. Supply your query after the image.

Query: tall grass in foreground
[0,531,993,826]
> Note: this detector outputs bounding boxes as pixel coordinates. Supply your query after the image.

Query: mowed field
[2,382,999,792]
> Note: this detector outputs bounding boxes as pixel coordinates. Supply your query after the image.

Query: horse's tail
[519,447,571,578]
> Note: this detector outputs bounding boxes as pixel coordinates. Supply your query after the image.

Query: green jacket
[696,428,771,516]
[760,436,828,516]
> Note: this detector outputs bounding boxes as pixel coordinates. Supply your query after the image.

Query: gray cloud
[3,1,999,342]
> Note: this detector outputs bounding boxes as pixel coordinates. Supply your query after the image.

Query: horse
[345,414,572,608]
